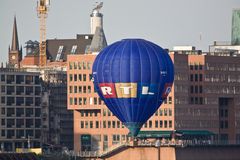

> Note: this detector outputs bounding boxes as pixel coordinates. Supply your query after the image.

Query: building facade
[67,48,240,152]
[41,70,73,150]
[0,68,41,151]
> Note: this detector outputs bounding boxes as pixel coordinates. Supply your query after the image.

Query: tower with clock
[8,16,22,68]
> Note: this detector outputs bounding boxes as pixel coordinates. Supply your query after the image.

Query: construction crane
[37,0,50,67]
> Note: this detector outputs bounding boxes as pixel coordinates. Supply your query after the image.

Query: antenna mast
[37,0,50,67]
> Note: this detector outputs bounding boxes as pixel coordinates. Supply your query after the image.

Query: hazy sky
[0,0,239,63]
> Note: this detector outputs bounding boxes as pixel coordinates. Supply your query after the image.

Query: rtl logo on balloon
[99,83,172,98]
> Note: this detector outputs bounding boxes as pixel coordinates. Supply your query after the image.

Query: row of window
[80,121,124,129]
[163,96,173,104]
[220,120,229,129]
[0,75,39,84]
[69,85,92,94]
[1,108,41,117]
[189,64,203,70]
[69,97,104,106]
[0,129,41,139]
[1,86,41,95]
[69,61,92,70]
[1,118,41,128]
[190,97,204,105]
[190,85,203,94]
[1,96,41,106]
[190,74,203,82]
[80,120,173,129]
[143,120,173,128]
[155,108,173,117]
[69,74,92,82]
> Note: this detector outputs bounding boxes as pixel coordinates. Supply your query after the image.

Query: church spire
[11,15,19,51]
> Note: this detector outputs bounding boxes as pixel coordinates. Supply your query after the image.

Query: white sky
[0,0,239,63]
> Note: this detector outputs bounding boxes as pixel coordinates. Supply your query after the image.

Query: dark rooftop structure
[46,34,94,62]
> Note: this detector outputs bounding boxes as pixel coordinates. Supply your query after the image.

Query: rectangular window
[104,135,108,141]
[195,97,198,104]
[199,97,203,105]
[69,62,73,70]
[169,120,172,128]
[74,62,77,69]
[225,110,228,118]
[94,98,97,105]
[159,109,163,116]
[83,74,87,81]
[199,74,203,81]
[88,86,91,93]
[108,121,111,128]
[1,75,5,82]
[74,98,77,105]
[74,74,77,81]
[81,121,84,128]
[71,45,77,54]
[160,121,163,128]
[168,97,172,104]
[70,98,73,105]
[1,96,5,104]
[164,109,168,116]
[190,86,194,93]
[85,121,88,128]
[56,46,64,61]
[107,110,111,116]
[190,74,193,81]
[117,121,120,128]
[169,109,172,116]
[199,86,203,93]
[195,74,198,81]
[83,86,86,93]
[69,74,73,81]
[83,98,87,105]
[78,74,82,81]
[190,97,194,104]
[79,98,82,105]
[194,65,198,70]
[155,120,158,128]
[90,121,93,128]
[195,86,198,93]
[79,86,82,93]
[149,120,152,128]
[74,86,77,93]
[199,65,203,70]
[112,121,116,128]
[103,109,106,116]
[190,65,193,70]
[98,98,102,105]
[78,62,82,70]
[103,121,106,128]
[89,74,93,81]
[96,121,99,128]
[87,62,91,70]
[83,62,86,70]
[164,120,168,128]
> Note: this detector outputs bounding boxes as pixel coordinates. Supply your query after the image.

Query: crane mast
[37,0,50,67]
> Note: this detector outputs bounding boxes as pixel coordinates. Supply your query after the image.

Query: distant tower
[232,9,240,45]
[8,16,22,68]
[90,2,103,34]
[86,2,107,54]
[37,0,50,67]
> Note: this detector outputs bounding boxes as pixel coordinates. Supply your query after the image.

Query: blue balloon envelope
[92,39,174,137]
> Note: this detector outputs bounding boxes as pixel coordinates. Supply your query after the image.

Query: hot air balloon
[92,39,174,137]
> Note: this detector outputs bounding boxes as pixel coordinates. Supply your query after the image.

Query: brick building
[67,47,240,152]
